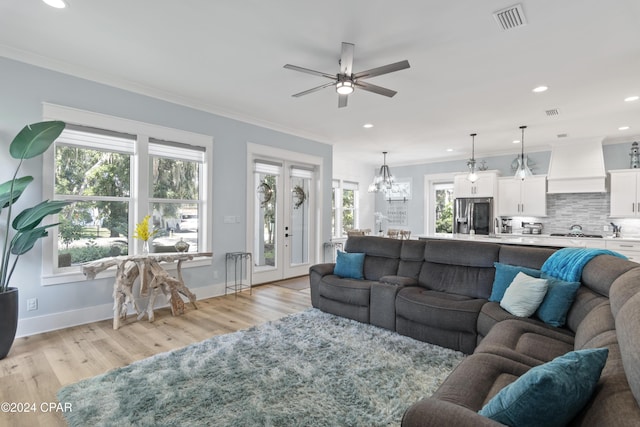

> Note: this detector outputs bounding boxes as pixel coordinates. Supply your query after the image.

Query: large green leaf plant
[1,121,70,292]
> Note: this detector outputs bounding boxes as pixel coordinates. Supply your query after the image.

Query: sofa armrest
[309,263,335,277]
[402,398,504,427]
[370,277,416,331]
[309,263,335,308]
[380,275,418,287]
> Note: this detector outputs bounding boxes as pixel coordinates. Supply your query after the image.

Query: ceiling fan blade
[340,42,355,76]
[353,60,410,80]
[284,64,336,80]
[354,81,397,97]
[292,81,336,97]
[338,94,348,108]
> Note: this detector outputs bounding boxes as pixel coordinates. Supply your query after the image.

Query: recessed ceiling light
[532,86,548,93]
[512,140,520,144]
[446,148,453,152]
[619,126,630,130]
[363,123,374,129]
[42,0,67,8]
[625,95,639,102]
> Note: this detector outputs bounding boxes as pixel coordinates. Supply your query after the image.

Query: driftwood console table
[82,252,213,330]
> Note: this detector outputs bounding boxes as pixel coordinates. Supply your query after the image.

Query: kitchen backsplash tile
[505,193,640,237]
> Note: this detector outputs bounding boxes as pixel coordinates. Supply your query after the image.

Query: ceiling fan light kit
[284,42,410,108]
[336,81,354,95]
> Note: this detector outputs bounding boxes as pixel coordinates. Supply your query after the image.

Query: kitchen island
[416,233,640,261]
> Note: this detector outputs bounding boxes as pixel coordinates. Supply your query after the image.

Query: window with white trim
[42,104,212,284]
[341,181,359,235]
[331,180,339,237]
[331,180,359,237]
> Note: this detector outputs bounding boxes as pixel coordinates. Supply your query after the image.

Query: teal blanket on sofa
[541,248,626,282]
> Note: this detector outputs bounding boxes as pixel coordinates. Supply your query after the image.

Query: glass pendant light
[514,125,532,180]
[467,133,478,183]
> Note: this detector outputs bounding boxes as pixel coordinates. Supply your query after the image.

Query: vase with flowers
[133,215,159,254]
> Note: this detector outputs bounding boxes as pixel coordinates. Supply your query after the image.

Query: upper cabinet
[610,170,640,217]
[497,175,547,217]
[454,171,498,198]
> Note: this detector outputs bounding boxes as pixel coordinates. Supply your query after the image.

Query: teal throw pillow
[535,273,581,327]
[479,348,609,427]
[489,262,541,302]
[333,251,365,280]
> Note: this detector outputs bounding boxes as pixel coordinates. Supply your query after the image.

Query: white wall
[0,57,332,336]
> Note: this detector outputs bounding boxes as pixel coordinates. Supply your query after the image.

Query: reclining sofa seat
[314,236,403,323]
[476,244,560,343]
[395,239,501,354]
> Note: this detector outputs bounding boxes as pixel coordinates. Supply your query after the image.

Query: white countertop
[415,233,640,248]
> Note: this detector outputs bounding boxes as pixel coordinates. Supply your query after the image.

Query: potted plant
[0,121,69,359]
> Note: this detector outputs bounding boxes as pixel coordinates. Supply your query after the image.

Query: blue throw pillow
[535,273,581,327]
[489,262,542,302]
[333,251,365,280]
[478,348,609,427]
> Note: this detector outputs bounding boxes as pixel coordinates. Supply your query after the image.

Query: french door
[248,144,321,284]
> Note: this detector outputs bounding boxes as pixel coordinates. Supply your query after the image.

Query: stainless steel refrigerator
[453,197,495,235]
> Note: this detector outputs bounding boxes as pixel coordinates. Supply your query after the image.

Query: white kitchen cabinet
[609,170,640,217]
[606,239,640,261]
[497,175,547,216]
[454,172,498,198]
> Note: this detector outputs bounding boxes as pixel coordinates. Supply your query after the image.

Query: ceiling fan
[284,42,410,108]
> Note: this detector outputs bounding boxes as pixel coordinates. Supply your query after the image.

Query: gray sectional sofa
[309,235,640,426]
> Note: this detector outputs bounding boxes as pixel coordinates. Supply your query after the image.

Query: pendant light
[514,125,532,180]
[368,151,395,193]
[467,133,478,183]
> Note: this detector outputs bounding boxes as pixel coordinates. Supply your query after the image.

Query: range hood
[546,139,607,193]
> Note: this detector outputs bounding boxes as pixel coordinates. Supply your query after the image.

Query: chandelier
[368,151,395,193]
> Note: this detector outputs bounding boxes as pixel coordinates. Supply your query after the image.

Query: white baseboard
[16,281,226,338]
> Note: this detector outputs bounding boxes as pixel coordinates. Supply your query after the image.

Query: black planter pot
[0,288,18,360]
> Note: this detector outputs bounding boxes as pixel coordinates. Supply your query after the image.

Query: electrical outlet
[27,298,38,311]
[213,270,219,279]
[604,225,610,232]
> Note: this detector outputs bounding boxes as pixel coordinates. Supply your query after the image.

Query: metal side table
[225,252,252,297]
[323,241,344,262]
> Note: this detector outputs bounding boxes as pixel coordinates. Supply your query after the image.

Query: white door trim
[246,143,323,283]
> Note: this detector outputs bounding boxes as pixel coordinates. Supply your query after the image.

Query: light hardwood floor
[0,277,311,427]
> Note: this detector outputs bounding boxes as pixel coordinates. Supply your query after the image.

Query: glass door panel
[289,174,310,266]
[254,172,278,270]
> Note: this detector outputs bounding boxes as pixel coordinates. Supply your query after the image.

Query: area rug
[57,309,465,426]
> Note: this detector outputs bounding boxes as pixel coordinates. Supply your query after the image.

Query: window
[331,180,339,237]
[341,181,358,235]
[332,180,359,237]
[148,138,205,254]
[42,104,212,284]
[54,126,134,266]
[434,182,454,234]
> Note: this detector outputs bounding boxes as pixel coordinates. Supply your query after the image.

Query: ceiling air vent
[546,108,560,116]
[493,4,527,31]
[557,133,568,138]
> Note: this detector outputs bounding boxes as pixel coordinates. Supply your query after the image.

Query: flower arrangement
[133,215,159,242]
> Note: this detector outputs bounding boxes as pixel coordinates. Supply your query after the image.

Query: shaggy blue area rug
[57,309,464,426]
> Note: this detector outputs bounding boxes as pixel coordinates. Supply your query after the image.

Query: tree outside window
[435,185,454,234]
